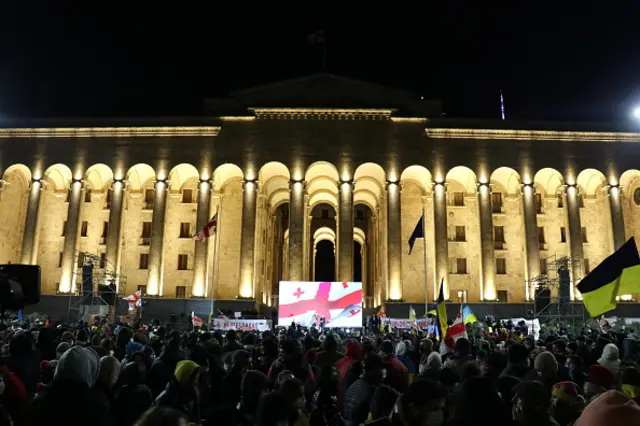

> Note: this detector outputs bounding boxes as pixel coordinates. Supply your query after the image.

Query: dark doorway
[354,241,362,283]
[315,240,335,282]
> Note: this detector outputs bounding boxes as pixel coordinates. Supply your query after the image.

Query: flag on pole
[194,211,218,241]
[217,309,229,319]
[436,279,448,340]
[191,311,203,327]
[577,237,640,317]
[444,305,467,349]
[409,305,416,323]
[462,305,478,325]
[408,215,425,255]
[123,289,142,310]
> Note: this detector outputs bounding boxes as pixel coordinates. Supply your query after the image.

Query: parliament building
[2,74,640,316]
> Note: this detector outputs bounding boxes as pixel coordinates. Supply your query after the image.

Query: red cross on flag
[194,211,218,241]
[278,281,363,327]
[123,289,142,310]
[444,305,468,349]
[191,311,204,327]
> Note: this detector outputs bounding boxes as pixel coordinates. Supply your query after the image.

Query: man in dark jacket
[315,334,343,370]
[343,354,384,426]
[501,343,536,380]
[27,346,110,426]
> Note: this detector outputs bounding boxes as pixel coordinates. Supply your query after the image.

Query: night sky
[1,3,640,122]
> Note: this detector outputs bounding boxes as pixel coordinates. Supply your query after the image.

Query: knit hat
[552,381,580,403]
[587,364,614,388]
[174,360,201,386]
[125,341,144,357]
[574,390,640,426]
[54,346,100,387]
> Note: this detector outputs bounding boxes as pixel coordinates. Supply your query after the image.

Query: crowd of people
[0,317,639,426]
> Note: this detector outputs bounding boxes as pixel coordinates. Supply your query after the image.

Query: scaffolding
[67,251,127,322]
[525,254,585,328]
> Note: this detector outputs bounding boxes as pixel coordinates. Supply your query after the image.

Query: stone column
[59,179,85,293]
[564,184,584,286]
[147,179,168,296]
[105,180,126,281]
[477,182,497,301]
[192,179,212,297]
[338,181,354,282]
[238,180,258,298]
[288,180,305,281]
[433,182,449,299]
[608,185,626,250]
[386,181,402,300]
[20,178,43,265]
[521,183,541,299]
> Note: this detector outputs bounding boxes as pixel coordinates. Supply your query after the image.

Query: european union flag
[408,214,425,254]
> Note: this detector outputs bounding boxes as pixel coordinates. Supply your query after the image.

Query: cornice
[426,128,640,142]
[248,108,395,120]
[0,126,221,138]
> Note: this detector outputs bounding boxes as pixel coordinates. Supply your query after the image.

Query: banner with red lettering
[212,319,271,331]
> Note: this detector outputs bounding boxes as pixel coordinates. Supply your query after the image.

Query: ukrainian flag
[462,305,478,325]
[409,305,416,322]
[436,278,448,339]
[577,237,640,317]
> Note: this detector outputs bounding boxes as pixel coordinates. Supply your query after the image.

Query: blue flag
[17,310,23,322]
[408,214,425,254]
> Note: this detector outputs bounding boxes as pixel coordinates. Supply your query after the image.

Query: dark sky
[1,3,640,122]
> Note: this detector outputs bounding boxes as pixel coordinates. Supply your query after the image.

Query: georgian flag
[278,282,363,326]
[444,306,468,349]
[194,211,218,241]
[191,312,203,327]
[123,290,142,310]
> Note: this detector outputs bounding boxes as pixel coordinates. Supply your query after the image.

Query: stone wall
[401,181,427,302]
[214,181,242,300]
[493,193,526,302]
[120,185,153,294]
[37,188,68,293]
[582,194,614,277]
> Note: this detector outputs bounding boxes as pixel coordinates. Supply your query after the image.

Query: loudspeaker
[0,264,41,309]
[98,284,116,305]
[535,287,551,315]
[81,264,94,295]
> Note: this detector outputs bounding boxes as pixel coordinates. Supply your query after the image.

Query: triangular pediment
[205,73,441,117]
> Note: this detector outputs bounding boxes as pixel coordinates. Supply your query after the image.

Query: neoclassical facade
[2,74,640,308]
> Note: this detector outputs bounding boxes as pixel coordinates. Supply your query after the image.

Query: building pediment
[205,73,441,118]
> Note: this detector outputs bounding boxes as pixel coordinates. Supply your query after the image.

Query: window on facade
[560,227,567,243]
[579,194,585,208]
[540,258,548,275]
[584,259,590,274]
[179,222,191,238]
[61,221,67,237]
[58,252,63,268]
[449,258,468,274]
[582,227,588,243]
[537,227,546,244]
[535,193,543,214]
[144,189,154,209]
[84,189,92,203]
[99,253,106,268]
[141,222,152,245]
[452,192,464,206]
[80,221,89,237]
[496,258,507,275]
[497,290,508,303]
[175,286,187,298]
[494,226,505,250]
[137,285,147,296]
[557,194,564,208]
[455,290,468,303]
[182,189,194,203]
[178,254,189,270]
[491,192,503,213]
[455,226,466,242]
[139,253,149,270]
[105,189,112,209]
[321,209,329,219]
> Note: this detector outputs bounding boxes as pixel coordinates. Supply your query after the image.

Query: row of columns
[15,171,628,302]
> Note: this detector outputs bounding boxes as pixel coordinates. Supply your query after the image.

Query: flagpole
[210,197,223,321]
[422,199,429,317]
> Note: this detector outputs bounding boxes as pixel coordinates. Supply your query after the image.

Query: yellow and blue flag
[462,305,478,325]
[436,278,448,339]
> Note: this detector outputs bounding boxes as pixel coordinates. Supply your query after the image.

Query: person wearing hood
[155,359,203,424]
[394,341,418,379]
[597,343,621,377]
[315,334,343,370]
[147,338,184,398]
[93,355,121,406]
[221,349,253,408]
[335,339,362,405]
[379,340,408,393]
[27,346,110,426]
